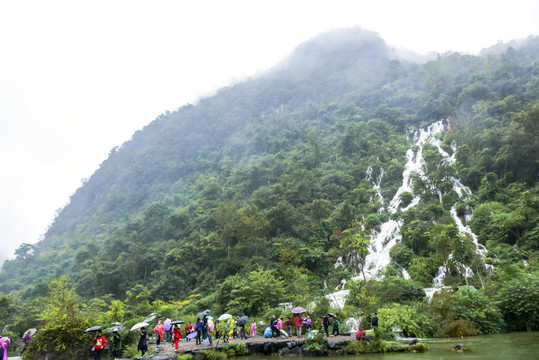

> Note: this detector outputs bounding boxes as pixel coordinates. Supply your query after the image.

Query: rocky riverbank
[119,333,427,359]
[120,334,354,359]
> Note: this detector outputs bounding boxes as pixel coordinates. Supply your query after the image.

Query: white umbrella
[130,322,150,331]
[23,328,37,336]
[218,314,232,321]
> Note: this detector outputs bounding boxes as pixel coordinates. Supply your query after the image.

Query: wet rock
[327,340,348,350]
[281,346,303,355]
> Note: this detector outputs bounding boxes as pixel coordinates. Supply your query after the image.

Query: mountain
[1,27,537,312]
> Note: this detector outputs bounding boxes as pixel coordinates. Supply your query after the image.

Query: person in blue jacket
[196,318,204,345]
[371,313,378,327]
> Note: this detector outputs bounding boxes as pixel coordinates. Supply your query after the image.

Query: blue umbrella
[108,325,125,332]
[292,307,306,313]
[237,316,249,326]
[186,331,198,339]
[196,309,211,318]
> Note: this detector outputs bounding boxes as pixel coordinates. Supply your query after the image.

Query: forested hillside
[1,28,538,340]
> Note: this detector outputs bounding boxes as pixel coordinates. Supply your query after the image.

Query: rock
[327,341,348,350]
[409,338,419,345]
[281,346,303,355]
[152,355,179,360]
[245,341,265,353]
[263,341,281,354]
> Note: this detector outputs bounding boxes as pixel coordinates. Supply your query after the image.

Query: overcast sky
[1,0,538,264]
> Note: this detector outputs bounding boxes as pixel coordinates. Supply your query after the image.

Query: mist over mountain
[1,27,537,328]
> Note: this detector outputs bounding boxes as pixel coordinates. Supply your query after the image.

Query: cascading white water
[340,119,489,292]
[427,128,492,284]
[423,287,442,302]
[366,165,385,209]
[325,289,350,309]
[357,120,447,280]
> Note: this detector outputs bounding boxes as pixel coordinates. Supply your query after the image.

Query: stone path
[148,334,353,356]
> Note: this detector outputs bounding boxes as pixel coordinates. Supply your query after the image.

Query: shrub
[305,330,328,354]
[232,343,249,356]
[432,287,504,335]
[196,349,227,360]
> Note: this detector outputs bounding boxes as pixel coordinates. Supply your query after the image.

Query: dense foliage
[0,28,538,354]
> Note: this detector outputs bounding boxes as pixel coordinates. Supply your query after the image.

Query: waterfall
[345,119,488,285]
[325,289,350,309]
[357,120,447,280]
[428,130,492,283]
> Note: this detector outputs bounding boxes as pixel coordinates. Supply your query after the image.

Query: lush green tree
[496,272,539,331]
[22,276,94,360]
[432,287,504,335]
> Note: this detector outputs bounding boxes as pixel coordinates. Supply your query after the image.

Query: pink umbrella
[164,318,172,332]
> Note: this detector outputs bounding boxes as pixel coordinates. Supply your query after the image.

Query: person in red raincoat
[93,331,107,360]
[173,324,183,350]
[154,320,165,348]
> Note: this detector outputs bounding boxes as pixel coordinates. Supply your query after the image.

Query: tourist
[111,331,122,360]
[202,315,208,341]
[154,320,165,348]
[0,335,10,360]
[186,322,192,341]
[138,327,148,356]
[371,313,378,328]
[250,320,257,337]
[270,315,278,338]
[295,314,302,337]
[322,314,330,337]
[195,318,204,345]
[356,328,365,341]
[332,316,340,336]
[173,324,182,350]
[286,317,292,337]
[207,320,214,345]
[21,331,32,355]
[92,331,107,360]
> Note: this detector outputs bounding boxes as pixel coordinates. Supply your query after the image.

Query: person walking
[111,331,122,360]
[202,315,208,342]
[20,331,32,355]
[207,320,214,345]
[332,317,340,336]
[173,325,182,350]
[185,322,192,342]
[0,335,11,360]
[154,320,165,348]
[92,331,107,360]
[196,318,204,345]
[322,314,330,337]
[295,315,302,337]
[286,317,292,337]
[250,320,257,337]
[138,327,148,357]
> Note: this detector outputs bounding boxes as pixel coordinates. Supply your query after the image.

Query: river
[249,332,539,360]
